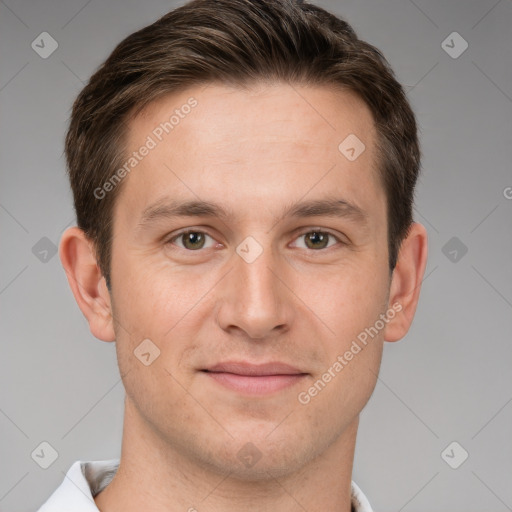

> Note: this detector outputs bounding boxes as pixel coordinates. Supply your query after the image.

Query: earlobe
[384,222,428,342]
[59,226,116,342]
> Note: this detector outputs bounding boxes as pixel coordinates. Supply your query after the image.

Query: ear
[59,226,116,342]
[384,222,428,342]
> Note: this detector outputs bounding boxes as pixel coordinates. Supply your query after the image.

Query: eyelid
[166,226,346,252]
[289,227,346,248]
[166,228,218,247]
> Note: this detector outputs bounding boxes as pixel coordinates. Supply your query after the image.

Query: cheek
[112,253,207,335]
[110,258,215,385]
[300,259,389,344]
[297,263,388,409]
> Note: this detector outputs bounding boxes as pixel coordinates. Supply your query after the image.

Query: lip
[201,361,308,395]
[204,361,305,376]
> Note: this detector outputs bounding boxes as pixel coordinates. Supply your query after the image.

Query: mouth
[201,361,308,395]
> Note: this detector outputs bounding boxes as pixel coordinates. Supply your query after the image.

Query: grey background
[1,0,511,511]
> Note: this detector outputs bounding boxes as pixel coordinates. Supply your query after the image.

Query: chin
[198,429,315,481]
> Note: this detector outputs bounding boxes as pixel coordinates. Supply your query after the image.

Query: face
[108,82,391,478]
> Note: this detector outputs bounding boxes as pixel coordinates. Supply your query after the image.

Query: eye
[166,228,343,252]
[291,229,342,250]
[168,230,217,251]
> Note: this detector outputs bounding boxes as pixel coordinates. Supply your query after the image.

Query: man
[37,0,427,510]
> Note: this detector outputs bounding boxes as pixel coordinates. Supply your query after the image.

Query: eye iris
[178,231,332,250]
[305,231,329,249]
[182,232,205,250]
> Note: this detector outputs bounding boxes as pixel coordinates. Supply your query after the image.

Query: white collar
[37,459,374,512]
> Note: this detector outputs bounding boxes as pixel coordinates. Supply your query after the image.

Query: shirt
[36,459,374,512]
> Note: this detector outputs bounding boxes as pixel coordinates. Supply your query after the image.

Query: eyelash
[166,228,345,252]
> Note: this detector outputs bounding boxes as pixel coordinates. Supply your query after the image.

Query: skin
[60,82,428,512]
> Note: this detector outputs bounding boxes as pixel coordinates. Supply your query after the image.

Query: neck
[94,397,359,512]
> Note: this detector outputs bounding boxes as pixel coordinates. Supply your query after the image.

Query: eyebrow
[136,196,368,230]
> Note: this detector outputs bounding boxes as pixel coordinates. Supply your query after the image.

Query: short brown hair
[65,0,421,290]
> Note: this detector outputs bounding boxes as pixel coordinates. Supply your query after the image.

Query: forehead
[135,81,376,157]
[115,82,382,226]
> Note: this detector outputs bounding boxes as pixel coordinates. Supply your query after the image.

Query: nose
[215,243,294,340]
